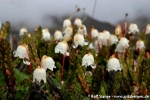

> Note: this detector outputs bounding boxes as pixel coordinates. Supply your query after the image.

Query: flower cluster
[2,16,149,99]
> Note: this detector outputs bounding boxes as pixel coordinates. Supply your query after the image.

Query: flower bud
[115,25,122,35]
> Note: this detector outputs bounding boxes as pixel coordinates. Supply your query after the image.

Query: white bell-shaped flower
[63,26,73,37]
[145,24,150,34]
[13,44,30,65]
[41,55,56,71]
[115,37,129,52]
[115,25,122,35]
[63,18,71,28]
[88,40,99,53]
[88,42,95,49]
[107,57,122,72]
[74,18,82,27]
[128,23,139,34]
[63,26,73,41]
[42,28,51,41]
[33,66,46,83]
[103,30,110,40]
[91,28,98,39]
[109,35,118,45]
[97,32,107,48]
[55,41,68,55]
[54,30,63,41]
[73,33,87,48]
[82,53,96,68]
[14,44,29,59]
[19,27,28,36]
[136,39,145,50]
[78,25,87,36]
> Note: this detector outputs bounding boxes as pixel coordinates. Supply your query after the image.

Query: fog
[0,0,150,31]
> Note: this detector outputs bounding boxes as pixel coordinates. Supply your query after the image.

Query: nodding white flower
[88,39,99,53]
[19,27,28,36]
[42,28,51,41]
[115,25,122,35]
[13,44,30,65]
[115,37,129,52]
[91,28,98,39]
[107,57,122,72]
[94,40,99,53]
[54,30,63,41]
[103,30,110,40]
[128,23,139,34]
[97,32,107,47]
[33,66,46,83]
[82,53,96,68]
[73,33,88,48]
[78,25,87,36]
[109,35,118,45]
[136,39,145,50]
[63,26,73,37]
[88,42,95,49]
[74,18,82,27]
[145,24,150,34]
[55,41,68,55]
[41,55,56,71]
[63,26,73,41]
[63,18,71,28]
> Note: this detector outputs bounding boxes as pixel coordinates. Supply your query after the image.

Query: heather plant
[0,17,150,100]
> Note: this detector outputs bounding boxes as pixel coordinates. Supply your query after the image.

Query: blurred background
[0,0,150,34]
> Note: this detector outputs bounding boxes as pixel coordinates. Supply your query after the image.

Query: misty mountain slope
[43,14,115,34]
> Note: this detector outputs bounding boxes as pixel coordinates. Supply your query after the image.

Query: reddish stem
[123,22,127,37]
[28,64,32,75]
[25,45,32,75]
[98,42,101,54]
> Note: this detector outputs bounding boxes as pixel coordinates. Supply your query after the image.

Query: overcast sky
[0,0,150,30]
